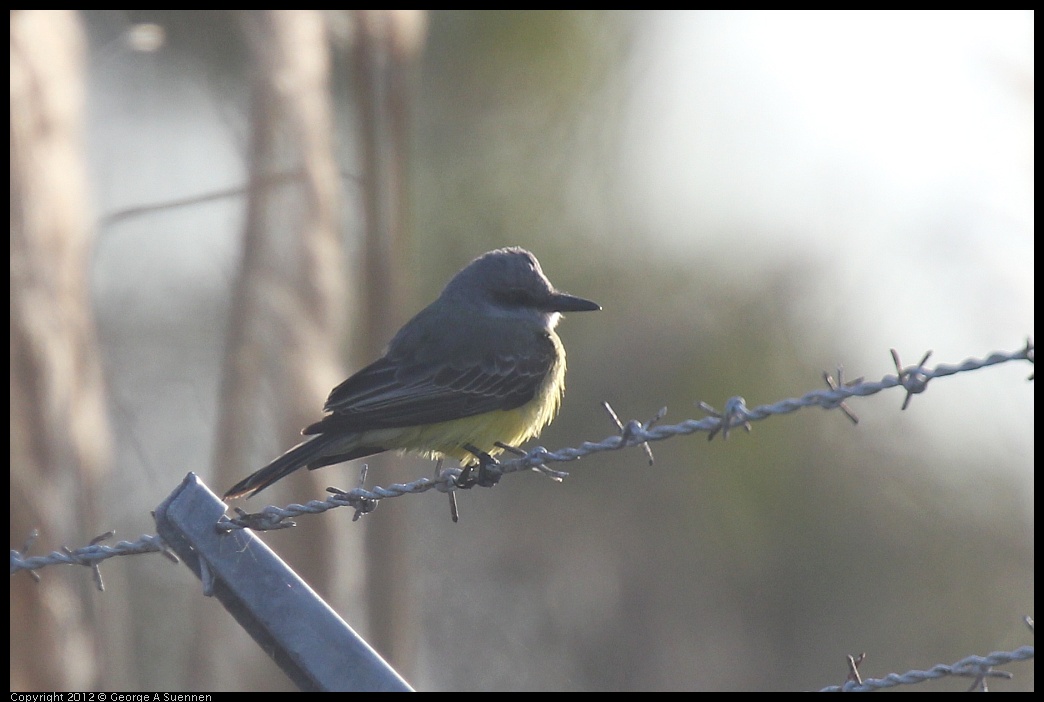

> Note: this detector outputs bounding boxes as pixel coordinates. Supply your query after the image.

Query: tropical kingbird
[224,247,600,499]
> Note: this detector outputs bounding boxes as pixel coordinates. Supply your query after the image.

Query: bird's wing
[304,334,557,435]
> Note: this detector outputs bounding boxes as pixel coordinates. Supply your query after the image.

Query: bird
[224,246,600,499]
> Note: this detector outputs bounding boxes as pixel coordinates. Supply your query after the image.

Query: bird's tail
[223,436,333,500]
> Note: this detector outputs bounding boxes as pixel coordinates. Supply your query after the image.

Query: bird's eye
[499,288,530,306]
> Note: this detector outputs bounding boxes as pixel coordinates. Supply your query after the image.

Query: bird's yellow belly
[384,352,566,463]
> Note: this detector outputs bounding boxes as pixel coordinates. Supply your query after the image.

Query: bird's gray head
[441,247,600,317]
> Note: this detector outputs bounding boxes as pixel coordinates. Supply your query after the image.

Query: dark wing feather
[304,334,556,436]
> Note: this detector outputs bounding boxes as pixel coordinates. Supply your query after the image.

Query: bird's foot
[457,444,503,488]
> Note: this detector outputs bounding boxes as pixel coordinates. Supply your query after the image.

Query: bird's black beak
[550,292,601,313]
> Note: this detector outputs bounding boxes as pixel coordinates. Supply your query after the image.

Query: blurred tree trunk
[201,10,347,690]
[10,9,110,691]
[351,9,426,675]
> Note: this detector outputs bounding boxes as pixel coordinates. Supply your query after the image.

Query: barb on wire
[603,401,664,465]
[823,365,862,424]
[819,644,1034,692]
[700,396,753,441]
[17,530,41,582]
[891,348,933,410]
[845,652,866,685]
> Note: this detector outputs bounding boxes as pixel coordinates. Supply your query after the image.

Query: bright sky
[618,10,1033,488]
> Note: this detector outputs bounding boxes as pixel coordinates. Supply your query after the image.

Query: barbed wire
[9,341,1035,690]
[218,341,1033,531]
[11,341,1033,557]
[9,529,178,591]
[820,635,1035,691]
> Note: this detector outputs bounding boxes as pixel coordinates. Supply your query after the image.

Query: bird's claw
[457,444,503,488]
